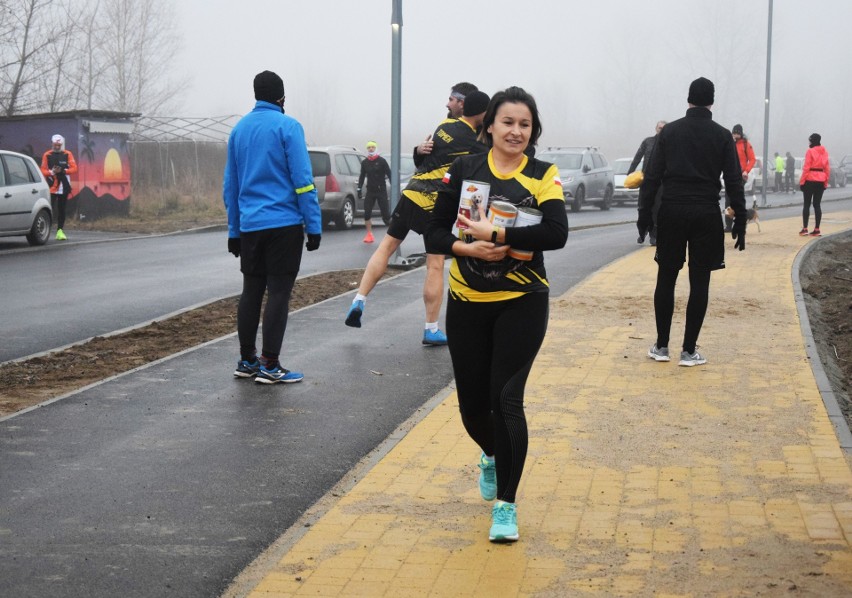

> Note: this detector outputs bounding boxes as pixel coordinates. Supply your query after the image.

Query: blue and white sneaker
[255,363,304,384]
[345,299,364,328]
[234,358,261,378]
[489,501,519,543]
[422,329,448,346]
[478,453,497,501]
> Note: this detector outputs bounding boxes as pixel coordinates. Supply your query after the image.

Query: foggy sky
[175,0,851,162]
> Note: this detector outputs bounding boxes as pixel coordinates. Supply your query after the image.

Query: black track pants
[446,292,549,503]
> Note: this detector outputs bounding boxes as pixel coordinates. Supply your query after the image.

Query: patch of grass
[70,188,226,234]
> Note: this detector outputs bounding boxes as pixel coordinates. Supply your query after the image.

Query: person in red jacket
[724,124,755,231]
[798,133,830,237]
[40,134,78,241]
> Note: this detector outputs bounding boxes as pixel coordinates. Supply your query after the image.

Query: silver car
[0,149,52,246]
[309,145,366,229]
[537,147,615,212]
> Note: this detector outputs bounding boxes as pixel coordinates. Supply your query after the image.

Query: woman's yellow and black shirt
[426,151,568,302]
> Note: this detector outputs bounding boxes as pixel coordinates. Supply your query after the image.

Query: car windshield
[539,153,582,170]
[309,152,331,177]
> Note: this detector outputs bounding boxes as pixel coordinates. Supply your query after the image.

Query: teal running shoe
[478,453,496,501]
[422,329,448,346]
[345,299,364,328]
[489,501,519,543]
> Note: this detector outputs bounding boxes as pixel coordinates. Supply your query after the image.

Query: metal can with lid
[507,206,542,261]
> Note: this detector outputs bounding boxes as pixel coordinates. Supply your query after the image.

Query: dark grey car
[0,149,52,245]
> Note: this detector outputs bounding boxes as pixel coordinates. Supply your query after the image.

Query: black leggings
[52,193,68,230]
[237,273,297,362]
[802,181,825,229]
[654,265,711,355]
[446,292,549,503]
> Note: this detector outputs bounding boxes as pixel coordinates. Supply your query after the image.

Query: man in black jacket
[638,77,746,367]
[357,141,392,244]
[629,120,666,245]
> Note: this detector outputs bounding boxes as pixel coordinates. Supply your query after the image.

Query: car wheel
[570,186,584,212]
[26,208,52,246]
[334,197,355,229]
[600,185,613,211]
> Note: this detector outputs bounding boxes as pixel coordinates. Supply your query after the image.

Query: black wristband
[491,226,499,243]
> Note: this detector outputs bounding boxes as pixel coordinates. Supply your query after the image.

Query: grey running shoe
[647,344,670,362]
[678,351,707,367]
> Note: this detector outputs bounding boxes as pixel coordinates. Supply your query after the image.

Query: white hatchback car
[0,149,52,245]
[612,157,641,206]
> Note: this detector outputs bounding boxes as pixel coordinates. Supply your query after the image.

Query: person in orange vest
[798,133,830,237]
[724,124,754,231]
[40,134,77,241]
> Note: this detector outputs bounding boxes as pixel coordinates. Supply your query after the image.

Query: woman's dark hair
[480,86,542,148]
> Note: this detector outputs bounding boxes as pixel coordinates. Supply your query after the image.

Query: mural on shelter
[0,114,133,221]
[74,133,131,217]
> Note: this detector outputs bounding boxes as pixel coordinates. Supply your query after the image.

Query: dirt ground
[2,225,850,434]
[799,232,852,426]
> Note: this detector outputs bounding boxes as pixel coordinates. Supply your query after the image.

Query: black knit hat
[809,133,821,146]
[462,90,490,117]
[254,70,285,103]
[732,124,744,136]
[687,77,715,106]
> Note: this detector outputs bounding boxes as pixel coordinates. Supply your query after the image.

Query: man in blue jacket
[224,70,322,384]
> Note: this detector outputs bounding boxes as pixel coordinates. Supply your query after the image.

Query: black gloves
[228,237,240,258]
[731,222,746,251]
[306,233,321,251]
[636,210,653,243]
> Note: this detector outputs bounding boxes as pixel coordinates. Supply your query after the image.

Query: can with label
[486,200,518,228]
[507,206,542,261]
[456,180,490,230]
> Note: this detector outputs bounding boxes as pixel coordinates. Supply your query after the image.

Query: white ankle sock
[425,322,439,333]
[354,294,367,303]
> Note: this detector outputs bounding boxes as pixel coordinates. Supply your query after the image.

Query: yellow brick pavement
[236,212,852,597]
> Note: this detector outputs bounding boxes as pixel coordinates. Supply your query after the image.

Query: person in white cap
[40,134,77,240]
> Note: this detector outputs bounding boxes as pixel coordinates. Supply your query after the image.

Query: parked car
[721,158,760,197]
[828,158,847,188]
[841,155,852,185]
[309,145,367,229]
[537,147,614,211]
[0,149,52,246]
[398,153,415,190]
[612,157,640,206]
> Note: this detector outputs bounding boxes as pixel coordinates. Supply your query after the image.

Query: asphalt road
[3,187,849,364]
[1,193,850,598]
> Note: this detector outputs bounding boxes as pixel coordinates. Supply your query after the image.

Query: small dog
[725,199,760,232]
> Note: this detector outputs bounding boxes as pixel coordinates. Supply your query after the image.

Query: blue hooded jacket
[223,101,321,237]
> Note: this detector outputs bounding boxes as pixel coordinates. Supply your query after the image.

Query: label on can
[507,206,542,261]
[486,200,518,228]
[456,180,490,230]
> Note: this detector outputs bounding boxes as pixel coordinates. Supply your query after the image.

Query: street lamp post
[390,0,402,212]
[761,0,774,207]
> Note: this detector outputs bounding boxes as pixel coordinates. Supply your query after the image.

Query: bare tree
[97,0,183,114]
[0,0,68,116]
